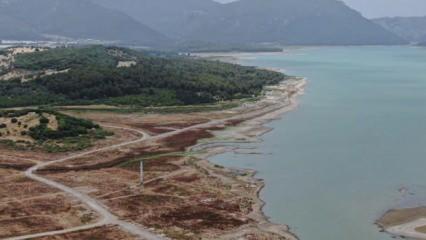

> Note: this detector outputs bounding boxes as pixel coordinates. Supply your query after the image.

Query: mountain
[0,0,407,46]
[92,0,220,39]
[188,0,407,45]
[94,0,406,46]
[0,0,169,46]
[374,16,426,44]
[0,15,42,41]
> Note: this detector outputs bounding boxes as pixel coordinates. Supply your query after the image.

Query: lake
[211,46,426,240]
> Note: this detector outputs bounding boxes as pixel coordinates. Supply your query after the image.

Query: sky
[215,0,426,18]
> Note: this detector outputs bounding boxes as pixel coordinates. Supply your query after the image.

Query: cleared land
[0,169,98,239]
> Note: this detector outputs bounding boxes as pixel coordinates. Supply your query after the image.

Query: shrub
[40,117,49,124]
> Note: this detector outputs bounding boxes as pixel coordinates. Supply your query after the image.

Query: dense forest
[0,46,287,108]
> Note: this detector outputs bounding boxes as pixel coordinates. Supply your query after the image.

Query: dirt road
[4,126,166,240]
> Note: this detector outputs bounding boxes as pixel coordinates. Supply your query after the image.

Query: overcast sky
[215,0,426,18]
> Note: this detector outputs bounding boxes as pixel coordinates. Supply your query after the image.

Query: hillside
[92,0,220,39]
[374,16,426,43]
[0,0,408,46]
[0,46,286,108]
[187,0,406,45]
[93,0,406,46]
[0,15,42,41]
[0,0,169,46]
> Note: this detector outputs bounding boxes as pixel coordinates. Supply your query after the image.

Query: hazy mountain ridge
[0,0,407,46]
[0,0,169,45]
[92,0,221,39]
[93,0,406,46]
[0,14,42,40]
[373,16,426,43]
[187,0,406,45]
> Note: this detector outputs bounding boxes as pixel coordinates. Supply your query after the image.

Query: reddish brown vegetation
[133,123,174,135]
[0,162,34,170]
[0,216,63,238]
[0,177,57,200]
[44,168,139,199]
[145,158,180,172]
[34,226,136,240]
[151,184,190,196]
[0,195,72,218]
[160,205,247,232]
[200,199,241,212]
[161,129,214,152]
[0,184,96,239]
[172,173,201,183]
[225,119,245,126]
[39,145,163,173]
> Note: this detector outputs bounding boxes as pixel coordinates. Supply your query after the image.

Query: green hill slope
[0,46,287,108]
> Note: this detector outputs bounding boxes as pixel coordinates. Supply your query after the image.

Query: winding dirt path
[3,125,166,240]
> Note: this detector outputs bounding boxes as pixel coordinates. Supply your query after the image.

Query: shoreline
[188,66,306,239]
[193,51,286,64]
[194,51,289,77]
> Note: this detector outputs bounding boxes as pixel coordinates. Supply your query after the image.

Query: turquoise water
[211,46,426,240]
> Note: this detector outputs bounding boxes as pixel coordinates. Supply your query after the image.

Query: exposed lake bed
[208,46,426,240]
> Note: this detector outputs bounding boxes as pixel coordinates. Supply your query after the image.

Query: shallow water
[211,46,426,240]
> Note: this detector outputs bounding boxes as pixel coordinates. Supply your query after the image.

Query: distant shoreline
[193,51,286,64]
